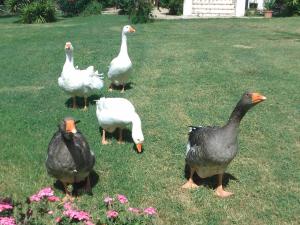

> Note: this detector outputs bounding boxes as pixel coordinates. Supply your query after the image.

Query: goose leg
[62,183,74,202]
[215,174,233,198]
[72,96,77,109]
[108,83,113,92]
[102,129,109,145]
[84,176,92,194]
[83,97,88,111]
[118,128,124,144]
[182,167,198,189]
[120,84,125,93]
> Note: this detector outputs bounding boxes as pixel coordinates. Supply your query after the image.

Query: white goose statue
[108,25,136,93]
[95,97,144,153]
[58,42,104,110]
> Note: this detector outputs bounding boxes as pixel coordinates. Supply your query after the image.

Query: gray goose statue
[46,117,95,200]
[183,92,266,198]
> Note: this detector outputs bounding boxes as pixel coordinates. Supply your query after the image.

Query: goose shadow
[98,127,142,153]
[184,164,238,190]
[98,127,133,144]
[65,94,101,109]
[53,170,99,196]
[109,82,134,92]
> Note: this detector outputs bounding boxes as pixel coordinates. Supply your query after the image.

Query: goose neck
[225,102,249,129]
[65,52,74,67]
[131,113,142,136]
[119,33,128,56]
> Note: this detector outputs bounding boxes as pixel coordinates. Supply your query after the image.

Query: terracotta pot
[264,10,273,18]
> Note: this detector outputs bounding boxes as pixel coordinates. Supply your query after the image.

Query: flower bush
[0,200,15,225]
[0,188,157,225]
[0,217,16,225]
[102,194,157,224]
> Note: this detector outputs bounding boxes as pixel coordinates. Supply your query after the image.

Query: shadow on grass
[98,127,133,144]
[184,164,238,190]
[64,94,100,109]
[54,170,99,196]
[109,82,134,92]
[98,127,144,153]
[0,14,15,18]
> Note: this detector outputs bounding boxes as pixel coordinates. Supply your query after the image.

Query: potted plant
[264,0,276,18]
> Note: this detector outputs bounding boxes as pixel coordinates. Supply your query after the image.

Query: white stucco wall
[183,0,193,16]
[235,0,246,17]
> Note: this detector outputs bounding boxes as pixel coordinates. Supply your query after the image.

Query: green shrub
[81,0,102,15]
[117,0,132,15]
[4,0,30,14]
[20,0,56,23]
[168,0,183,15]
[273,0,300,15]
[99,0,115,7]
[159,0,169,8]
[129,0,153,23]
[284,0,300,15]
[118,0,153,23]
[56,0,91,16]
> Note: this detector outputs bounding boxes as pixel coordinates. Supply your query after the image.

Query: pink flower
[30,187,56,202]
[55,217,62,223]
[144,207,157,216]
[117,194,128,204]
[84,221,95,225]
[0,217,16,225]
[48,210,54,215]
[63,202,73,210]
[0,203,13,212]
[47,196,60,202]
[104,196,113,205]
[29,194,41,202]
[37,187,54,198]
[128,207,140,214]
[106,210,118,219]
[63,209,90,221]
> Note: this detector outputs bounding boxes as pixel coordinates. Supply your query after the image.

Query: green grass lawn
[0,15,299,224]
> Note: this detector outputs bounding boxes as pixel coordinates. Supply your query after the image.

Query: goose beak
[129,26,136,33]
[65,42,71,50]
[136,143,142,153]
[65,120,77,134]
[252,93,267,104]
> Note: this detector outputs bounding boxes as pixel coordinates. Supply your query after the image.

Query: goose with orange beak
[107,25,136,93]
[46,117,95,201]
[183,92,266,198]
[95,97,144,153]
[58,42,104,110]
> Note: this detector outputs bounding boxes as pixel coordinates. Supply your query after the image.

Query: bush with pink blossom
[0,189,157,225]
[101,194,157,224]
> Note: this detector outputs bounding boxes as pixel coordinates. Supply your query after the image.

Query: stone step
[192,4,235,9]
[192,8,235,14]
[193,0,234,4]
[192,13,235,17]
